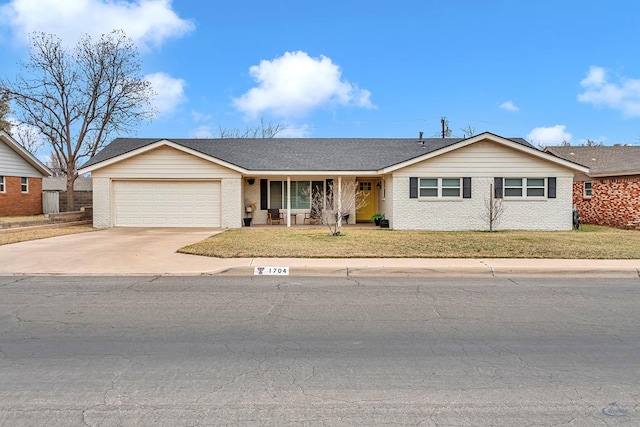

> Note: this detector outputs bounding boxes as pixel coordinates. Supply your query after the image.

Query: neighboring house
[546,146,640,228]
[78,132,588,231]
[0,131,52,216]
[42,177,93,213]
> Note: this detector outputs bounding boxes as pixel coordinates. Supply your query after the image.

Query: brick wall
[0,176,43,216]
[573,177,640,227]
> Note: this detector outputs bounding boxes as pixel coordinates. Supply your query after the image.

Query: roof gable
[383,132,588,173]
[0,131,52,177]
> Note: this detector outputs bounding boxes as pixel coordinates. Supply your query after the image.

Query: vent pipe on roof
[418,131,425,147]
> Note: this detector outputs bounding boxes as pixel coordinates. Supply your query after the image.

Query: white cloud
[527,125,572,146]
[190,110,212,123]
[0,0,194,50]
[277,123,311,138]
[145,72,187,114]
[232,51,374,119]
[578,66,640,117]
[499,100,519,112]
[191,125,213,139]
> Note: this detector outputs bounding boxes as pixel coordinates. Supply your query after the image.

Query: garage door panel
[114,181,220,227]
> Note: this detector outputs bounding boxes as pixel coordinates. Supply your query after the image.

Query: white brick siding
[92,177,110,228]
[392,176,574,231]
[221,178,242,228]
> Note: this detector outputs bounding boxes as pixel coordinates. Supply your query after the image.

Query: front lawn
[178,225,640,259]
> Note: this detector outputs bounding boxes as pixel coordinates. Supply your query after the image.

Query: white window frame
[418,178,462,198]
[21,177,29,193]
[504,177,546,199]
[583,181,592,198]
[0,176,5,193]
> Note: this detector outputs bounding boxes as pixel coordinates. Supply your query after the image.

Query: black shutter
[463,177,471,198]
[494,177,503,199]
[548,177,557,198]
[260,179,268,210]
[410,177,418,198]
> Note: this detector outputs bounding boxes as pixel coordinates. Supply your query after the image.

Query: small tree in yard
[306,180,369,236]
[1,30,155,211]
[482,183,505,232]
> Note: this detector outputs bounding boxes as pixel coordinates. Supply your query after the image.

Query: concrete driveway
[0,228,251,275]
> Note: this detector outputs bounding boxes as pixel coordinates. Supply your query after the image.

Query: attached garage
[113,180,221,227]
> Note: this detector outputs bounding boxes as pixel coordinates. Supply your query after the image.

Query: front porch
[241,175,385,227]
[243,222,378,229]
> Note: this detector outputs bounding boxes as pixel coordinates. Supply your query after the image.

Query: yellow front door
[356,180,376,222]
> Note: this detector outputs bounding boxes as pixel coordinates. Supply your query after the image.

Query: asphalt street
[0,275,639,426]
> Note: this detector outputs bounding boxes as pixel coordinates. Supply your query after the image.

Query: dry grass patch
[0,225,95,246]
[0,214,46,223]
[178,225,640,259]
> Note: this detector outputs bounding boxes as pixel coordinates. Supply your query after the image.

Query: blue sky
[1,0,640,147]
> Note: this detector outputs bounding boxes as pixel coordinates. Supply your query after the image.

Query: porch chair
[267,208,284,225]
[304,208,320,225]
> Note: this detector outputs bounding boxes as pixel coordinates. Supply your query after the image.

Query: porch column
[286,176,291,228]
[337,176,342,228]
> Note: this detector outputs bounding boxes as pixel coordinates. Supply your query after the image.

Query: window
[21,177,28,193]
[269,181,311,209]
[504,178,546,198]
[419,178,461,198]
[584,181,592,198]
[0,176,5,193]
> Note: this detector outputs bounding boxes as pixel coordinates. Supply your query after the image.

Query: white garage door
[114,181,221,227]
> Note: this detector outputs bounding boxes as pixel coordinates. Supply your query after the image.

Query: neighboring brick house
[0,131,52,216]
[546,146,640,228]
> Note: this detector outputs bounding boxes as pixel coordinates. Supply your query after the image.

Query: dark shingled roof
[82,136,536,171]
[546,146,640,176]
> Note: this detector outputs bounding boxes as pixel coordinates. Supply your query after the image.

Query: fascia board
[242,170,375,176]
[380,132,590,174]
[588,170,640,178]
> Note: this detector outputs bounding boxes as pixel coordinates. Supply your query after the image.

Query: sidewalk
[214,257,640,277]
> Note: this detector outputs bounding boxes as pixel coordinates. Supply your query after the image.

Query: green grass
[178,225,640,259]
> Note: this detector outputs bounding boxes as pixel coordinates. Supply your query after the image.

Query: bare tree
[217,118,282,138]
[0,91,10,133]
[481,183,505,232]
[46,151,65,177]
[460,124,476,139]
[1,30,155,210]
[306,180,369,236]
[11,123,45,155]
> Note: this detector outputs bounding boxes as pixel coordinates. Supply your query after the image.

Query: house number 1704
[254,266,290,275]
